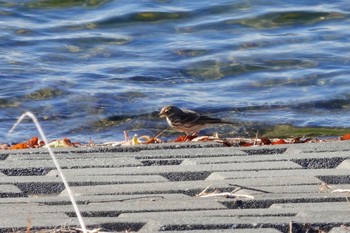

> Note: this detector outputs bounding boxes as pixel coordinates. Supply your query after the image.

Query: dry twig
[196,184,254,199]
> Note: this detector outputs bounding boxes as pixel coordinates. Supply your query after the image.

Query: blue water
[1,0,350,143]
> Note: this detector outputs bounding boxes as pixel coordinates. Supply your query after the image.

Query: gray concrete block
[0,175,168,194]
[47,160,302,177]
[0,193,189,207]
[0,157,142,170]
[2,141,350,232]
[162,229,282,233]
[5,152,138,160]
[0,184,24,197]
[0,198,226,216]
[181,151,350,166]
[59,180,234,196]
[0,213,74,229]
[0,174,168,185]
[329,227,350,233]
[336,159,350,169]
[136,147,248,159]
[206,169,350,180]
[208,175,323,186]
[270,201,350,210]
[118,208,296,220]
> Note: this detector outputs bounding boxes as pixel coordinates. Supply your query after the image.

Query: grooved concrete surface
[1,141,350,232]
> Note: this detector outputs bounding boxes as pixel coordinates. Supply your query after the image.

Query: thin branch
[197,184,254,199]
[229,183,271,193]
[331,189,350,193]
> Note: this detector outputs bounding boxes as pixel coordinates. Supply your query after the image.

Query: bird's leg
[183,133,190,142]
[184,132,198,142]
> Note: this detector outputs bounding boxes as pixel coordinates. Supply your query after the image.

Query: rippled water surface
[1,0,350,142]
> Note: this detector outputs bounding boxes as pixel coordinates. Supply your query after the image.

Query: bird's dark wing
[182,109,234,125]
[181,109,201,123]
[197,115,225,124]
[182,109,225,124]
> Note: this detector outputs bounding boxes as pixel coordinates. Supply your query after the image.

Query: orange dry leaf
[146,137,161,144]
[272,139,286,145]
[9,142,28,150]
[340,134,350,140]
[28,137,39,148]
[175,135,197,142]
[174,136,186,142]
[63,138,74,147]
[9,137,39,150]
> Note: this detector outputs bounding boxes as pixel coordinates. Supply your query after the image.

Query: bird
[158,105,233,136]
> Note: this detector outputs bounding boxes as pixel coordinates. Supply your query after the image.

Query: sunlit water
[1,0,350,143]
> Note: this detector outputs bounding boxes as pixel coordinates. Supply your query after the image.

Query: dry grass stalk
[196,185,254,199]
[289,221,293,233]
[318,182,332,193]
[9,112,87,233]
[331,189,350,193]
[26,216,32,233]
[332,189,350,205]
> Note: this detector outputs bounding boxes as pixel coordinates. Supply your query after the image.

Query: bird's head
[158,105,182,118]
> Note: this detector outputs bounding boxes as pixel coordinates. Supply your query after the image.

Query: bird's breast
[166,117,174,127]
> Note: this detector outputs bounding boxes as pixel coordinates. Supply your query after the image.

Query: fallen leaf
[260,137,272,145]
[175,135,186,142]
[9,142,28,150]
[239,141,254,147]
[271,139,286,145]
[175,135,197,142]
[46,138,75,148]
[146,137,161,144]
[191,136,211,142]
[191,135,221,142]
[28,137,39,148]
[340,134,350,140]
[131,135,140,145]
[63,138,74,147]
[9,136,40,150]
[0,144,8,150]
[291,137,311,143]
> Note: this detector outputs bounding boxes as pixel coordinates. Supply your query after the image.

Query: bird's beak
[158,109,167,118]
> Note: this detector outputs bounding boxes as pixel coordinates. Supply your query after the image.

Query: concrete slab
[0,157,142,169]
[1,141,350,232]
[206,174,323,186]
[0,184,24,197]
[59,180,235,196]
[0,193,189,204]
[47,160,303,177]
[0,175,168,195]
[158,229,282,233]
[181,150,350,165]
[0,213,74,229]
[329,227,350,233]
[206,169,350,180]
